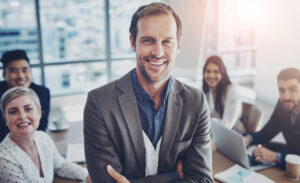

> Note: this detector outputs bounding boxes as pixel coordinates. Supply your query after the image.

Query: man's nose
[16,71,25,78]
[151,43,164,58]
[282,91,291,100]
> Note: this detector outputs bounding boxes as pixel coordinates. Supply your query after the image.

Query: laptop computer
[211,120,275,171]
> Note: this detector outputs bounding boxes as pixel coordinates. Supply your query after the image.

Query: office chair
[240,103,263,133]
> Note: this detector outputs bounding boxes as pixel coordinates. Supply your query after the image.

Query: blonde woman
[0,87,91,183]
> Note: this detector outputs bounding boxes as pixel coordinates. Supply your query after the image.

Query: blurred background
[0,0,299,126]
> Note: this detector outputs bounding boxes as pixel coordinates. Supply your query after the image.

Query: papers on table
[214,164,275,183]
[66,143,85,164]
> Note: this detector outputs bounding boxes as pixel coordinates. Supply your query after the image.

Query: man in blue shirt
[244,68,300,169]
[0,50,50,142]
[84,2,212,183]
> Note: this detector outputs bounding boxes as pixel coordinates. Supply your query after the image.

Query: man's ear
[130,35,136,52]
[176,41,181,55]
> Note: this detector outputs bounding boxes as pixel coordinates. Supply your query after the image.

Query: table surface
[49,122,293,183]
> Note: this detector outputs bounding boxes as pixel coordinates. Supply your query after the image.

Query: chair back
[240,103,263,133]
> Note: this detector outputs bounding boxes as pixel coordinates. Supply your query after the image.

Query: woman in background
[202,55,246,134]
[0,87,91,183]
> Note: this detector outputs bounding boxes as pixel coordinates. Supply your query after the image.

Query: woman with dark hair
[202,55,246,134]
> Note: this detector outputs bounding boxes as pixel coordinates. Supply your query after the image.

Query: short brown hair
[129,2,182,45]
[277,68,300,83]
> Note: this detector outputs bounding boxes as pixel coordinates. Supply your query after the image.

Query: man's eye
[9,69,18,73]
[8,110,18,115]
[164,40,175,46]
[142,39,152,43]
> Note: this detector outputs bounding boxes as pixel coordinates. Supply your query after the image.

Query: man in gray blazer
[84,2,212,183]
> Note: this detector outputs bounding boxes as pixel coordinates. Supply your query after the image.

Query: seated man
[0,49,50,142]
[244,68,300,169]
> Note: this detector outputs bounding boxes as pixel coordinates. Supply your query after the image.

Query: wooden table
[47,122,84,183]
[212,146,294,183]
[49,122,293,183]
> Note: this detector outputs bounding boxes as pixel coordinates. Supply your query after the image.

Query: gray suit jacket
[84,70,213,183]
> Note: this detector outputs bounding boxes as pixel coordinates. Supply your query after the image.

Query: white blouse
[207,85,242,129]
[0,131,88,183]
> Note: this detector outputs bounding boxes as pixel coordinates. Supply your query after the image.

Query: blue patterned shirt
[132,69,172,148]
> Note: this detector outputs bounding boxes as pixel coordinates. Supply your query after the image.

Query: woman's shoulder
[34,131,54,143]
[226,84,239,94]
[0,136,18,162]
[224,84,241,100]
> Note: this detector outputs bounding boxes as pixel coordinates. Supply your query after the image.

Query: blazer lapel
[158,79,183,170]
[116,71,146,174]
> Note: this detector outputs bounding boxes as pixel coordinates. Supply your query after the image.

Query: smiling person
[244,68,300,169]
[0,49,50,142]
[202,55,246,134]
[84,2,212,183]
[0,87,91,182]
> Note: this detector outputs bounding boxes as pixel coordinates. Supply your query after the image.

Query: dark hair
[129,2,182,46]
[277,68,300,83]
[202,55,232,117]
[1,49,30,69]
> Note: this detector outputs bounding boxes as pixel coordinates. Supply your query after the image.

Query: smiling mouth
[144,56,167,66]
[17,122,32,128]
[15,80,28,86]
[149,61,165,66]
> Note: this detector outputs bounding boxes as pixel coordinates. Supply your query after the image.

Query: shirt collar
[132,69,172,105]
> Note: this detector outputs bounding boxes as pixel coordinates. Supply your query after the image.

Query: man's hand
[252,145,277,163]
[107,165,130,183]
[86,176,92,183]
[244,136,251,147]
[177,160,184,179]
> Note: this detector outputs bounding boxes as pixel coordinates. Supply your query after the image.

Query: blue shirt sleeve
[168,171,181,181]
[276,152,282,165]
[245,134,253,144]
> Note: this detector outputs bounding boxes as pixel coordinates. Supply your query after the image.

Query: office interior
[0,0,299,143]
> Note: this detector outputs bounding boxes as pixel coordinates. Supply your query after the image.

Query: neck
[9,133,36,153]
[136,72,169,110]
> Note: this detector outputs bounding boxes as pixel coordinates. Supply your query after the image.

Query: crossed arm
[84,92,213,183]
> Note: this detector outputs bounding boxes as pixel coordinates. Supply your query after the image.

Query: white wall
[255,0,300,104]
[164,0,207,80]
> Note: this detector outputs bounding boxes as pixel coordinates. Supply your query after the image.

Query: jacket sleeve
[84,91,121,183]
[174,93,213,183]
[250,101,281,145]
[84,91,180,183]
[38,87,50,131]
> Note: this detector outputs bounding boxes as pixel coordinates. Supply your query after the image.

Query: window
[0,0,39,64]
[45,62,107,95]
[0,0,159,96]
[40,0,105,62]
[110,0,154,58]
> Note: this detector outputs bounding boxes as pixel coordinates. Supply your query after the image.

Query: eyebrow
[288,85,298,89]
[7,104,33,110]
[8,66,29,70]
[140,36,176,40]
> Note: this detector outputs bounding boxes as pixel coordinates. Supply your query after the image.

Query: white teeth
[150,61,164,66]
[17,122,31,128]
